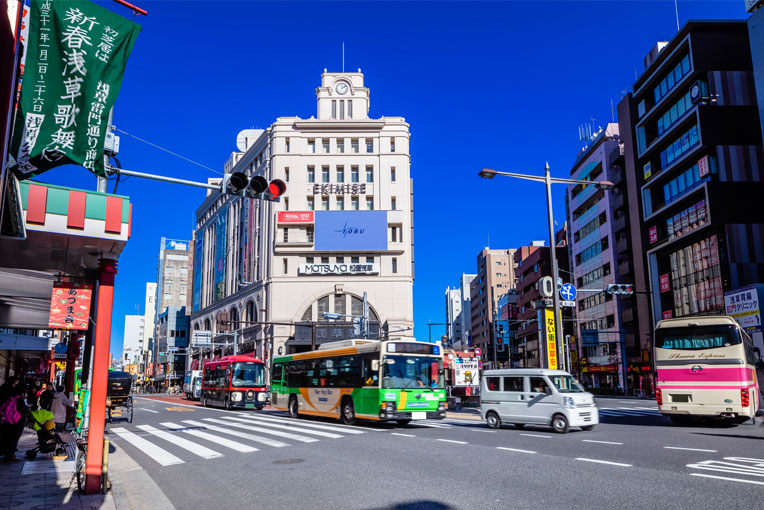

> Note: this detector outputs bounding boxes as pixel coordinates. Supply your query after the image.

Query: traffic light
[222,172,286,201]
[606,284,634,295]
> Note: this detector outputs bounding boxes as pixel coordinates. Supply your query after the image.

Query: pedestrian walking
[38,382,54,411]
[50,386,73,432]
[0,383,28,463]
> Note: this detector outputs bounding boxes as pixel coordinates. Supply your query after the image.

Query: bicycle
[74,434,109,495]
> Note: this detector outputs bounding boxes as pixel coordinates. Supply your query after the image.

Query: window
[391,197,397,210]
[339,101,345,120]
[659,125,699,169]
[347,100,353,118]
[285,138,290,153]
[322,166,330,183]
[307,166,315,183]
[653,54,691,104]
[321,198,329,210]
[662,161,707,206]
[657,90,695,136]
[485,377,500,391]
[503,376,524,392]
[336,197,345,210]
[308,140,315,153]
[351,139,359,153]
[392,257,398,273]
[283,228,289,243]
[284,197,289,210]
[366,166,374,182]
[307,197,314,210]
[366,256,374,264]
[337,166,345,182]
[391,227,397,242]
[366,197,374,210]
[351,166,359,182]
[283,258,288,274]
[336,257,344,263]
[366,138,373,153]
[321,256,329,263]
[390,138,396,152]
[351,197,359,210]
[307,228,314,243]
[306,256,314,263]
[351,256,359,263]
[323,140,330,154]
[391,167,396,181]
[317,296,329,316]
[332,100,336,119]
[337,140,345,153]
[530,377,550,394]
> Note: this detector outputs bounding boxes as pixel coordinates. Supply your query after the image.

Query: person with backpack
[0,383,28,463]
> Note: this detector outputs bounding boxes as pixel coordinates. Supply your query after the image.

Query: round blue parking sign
[560,283,577,301]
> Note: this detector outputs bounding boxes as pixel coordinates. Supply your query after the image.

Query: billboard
[453,357,480,387]
[214,207,227,302]
[724,285,764,333]
[48,282,92,330]
[314,211,388,251]
[192,229,203,312]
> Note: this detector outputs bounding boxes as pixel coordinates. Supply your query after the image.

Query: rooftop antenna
[342,42,345,73]
[674,0,680,31]
[611,99,615,123]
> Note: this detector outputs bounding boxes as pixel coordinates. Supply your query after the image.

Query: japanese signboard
[698,155,710,178]
[662,310,673,320]
[192,228,203,312]
[48,282,92,330]
[724,285,763,333]
[277,211,314,223]
[453,357,480,386]
[299,263,379,275]
[649,226,658,244]
[544,308,558,370]
[214,207,227,302]
[659,274,670,293]
[10,0,141,178]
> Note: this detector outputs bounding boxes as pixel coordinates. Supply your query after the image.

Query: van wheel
[341,398,356,425]
[552,414,569,434]
[486,412,501,429]
[288,396,299,419]
[581,425,595,431]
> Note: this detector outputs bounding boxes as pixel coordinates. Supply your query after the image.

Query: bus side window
[272,364,283,385]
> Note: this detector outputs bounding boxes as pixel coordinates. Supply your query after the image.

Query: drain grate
[272,458,304,465]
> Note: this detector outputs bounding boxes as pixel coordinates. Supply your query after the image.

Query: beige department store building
[190,70,414,363]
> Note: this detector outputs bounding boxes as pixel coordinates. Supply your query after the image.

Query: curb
[108,441,175,510]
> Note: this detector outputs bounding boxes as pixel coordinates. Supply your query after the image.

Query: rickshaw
[106,371,134,423]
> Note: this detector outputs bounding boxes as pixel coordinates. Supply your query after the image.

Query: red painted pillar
[84,259,117,494]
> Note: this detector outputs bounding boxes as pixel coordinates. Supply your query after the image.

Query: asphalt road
[104,396,764,510]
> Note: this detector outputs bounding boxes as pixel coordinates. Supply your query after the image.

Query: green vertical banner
[10,0,141,178]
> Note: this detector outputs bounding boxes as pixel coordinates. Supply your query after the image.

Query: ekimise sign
[11,0,140,178]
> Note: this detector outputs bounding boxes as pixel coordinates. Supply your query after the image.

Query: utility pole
[544,163,564,372]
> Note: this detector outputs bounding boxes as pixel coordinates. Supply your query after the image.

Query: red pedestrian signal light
[606,284,634,295]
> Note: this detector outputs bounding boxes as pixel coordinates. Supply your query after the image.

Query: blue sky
[33,0,749,355]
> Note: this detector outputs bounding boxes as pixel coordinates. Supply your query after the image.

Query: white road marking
[690,473,764,486]
[576,457,632,467]
[470,429,497,433]
[520,433,552,438]
[241,414,368,434]
[161,422,258,453]
[183,420,288,448]
[414,422,451,428]
[139,408,159,413]
[223,415,343,438]
[497,447,536,454]
[665,446,718,453]
[582,440,623,445]
[391,433,416,437]
[110,427,184,466]
[215,416,320,442]
[436,439,467,444]
[136,425,222,459]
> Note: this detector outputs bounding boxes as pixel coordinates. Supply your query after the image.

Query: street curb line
[109,439,175,509]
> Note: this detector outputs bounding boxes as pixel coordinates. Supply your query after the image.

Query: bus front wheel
[288,396,299,419]
[341,398,356,425]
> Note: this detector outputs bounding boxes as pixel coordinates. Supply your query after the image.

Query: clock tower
[316,69,370,121]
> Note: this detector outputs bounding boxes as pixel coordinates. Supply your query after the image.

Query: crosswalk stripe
[136,425,223,459]
[222,415,346,439]
[110,427,184,466]
[161,422,258,453]
[245,414,368,434]
[189,419,289,448]
[215,416,321,442]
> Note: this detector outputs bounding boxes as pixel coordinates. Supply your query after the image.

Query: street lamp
[479,162,613,371]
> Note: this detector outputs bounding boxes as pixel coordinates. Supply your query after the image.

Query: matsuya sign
[299,263,379,276]
[10,0,141,178]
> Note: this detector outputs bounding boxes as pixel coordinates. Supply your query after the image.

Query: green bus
[271,338,446,425]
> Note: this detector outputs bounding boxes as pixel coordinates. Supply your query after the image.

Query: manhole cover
[272,459,304,465]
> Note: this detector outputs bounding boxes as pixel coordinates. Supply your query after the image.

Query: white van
[480,369,599,433]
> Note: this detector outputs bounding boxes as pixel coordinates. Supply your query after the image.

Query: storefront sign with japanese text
[544,308,558,370]
[49,282,92,330]
[10,0,141,178]
[659,274,670,293]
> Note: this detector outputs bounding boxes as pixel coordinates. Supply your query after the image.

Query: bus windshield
[231,362,265,387]
[655,325,741,350]
[382,356,444,389]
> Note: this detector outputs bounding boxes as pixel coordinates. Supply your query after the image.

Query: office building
[618,22,764,329]
[191,70,414,362]
[750,2,764,142]
[121,314,144,373]
[155,306,190,387]
[470,248,517,366]
[445,273,476,350]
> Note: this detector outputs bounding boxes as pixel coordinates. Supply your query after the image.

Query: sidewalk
[0,428,115,510]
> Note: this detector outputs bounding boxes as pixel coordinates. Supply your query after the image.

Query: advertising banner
[10,0,141,178]
[214,207,227,302]
[192,229,203,312]
[544,308,558,370]
[314,211,388,251]
[724,285,763,333]
[277,211,314,223]
[453,357,480,386]
[48,282,92,330]
[659,273,670,293]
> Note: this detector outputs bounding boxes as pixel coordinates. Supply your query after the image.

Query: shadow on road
[691,431,764,441]
[366,501,453,510]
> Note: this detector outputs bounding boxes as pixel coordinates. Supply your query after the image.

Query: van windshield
[550,375,585,393]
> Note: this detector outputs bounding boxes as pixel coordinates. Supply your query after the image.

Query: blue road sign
[560,283,577,301]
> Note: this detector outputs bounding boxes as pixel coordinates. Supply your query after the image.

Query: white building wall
[122,315,144,365]
[143,282,157,353]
